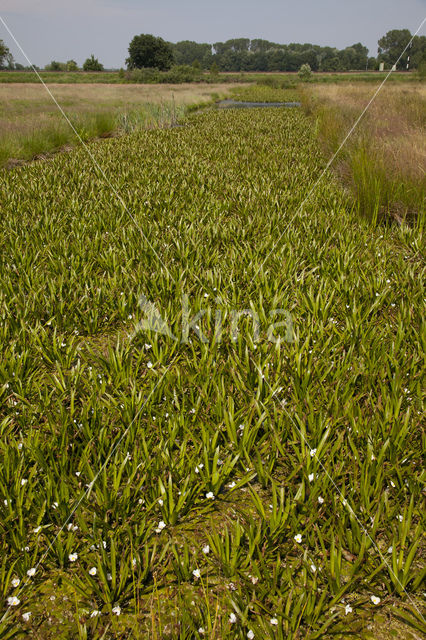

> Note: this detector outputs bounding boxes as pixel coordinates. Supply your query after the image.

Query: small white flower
[206,491,215,500]
[270,617,278,625]
[11,577,20,587]
[228,481,236,488]
[22,612,31,621]
[107,573,112,581]
[192,569,201,579]
[158,498,164,506]
[147,361,153,369]
[294,534,302,544]
[33,526,41,533]
[21,479,28,486]
[18,443,23,450]
[229,612,237,624]
[27,567,36,577]
[157,520,166,531]
[310,449,317,457]
[75,471,81,477]
[397,515,403,522]
[198,628,205,635]
[247,631,255,639]
[4,499,8,506]
[345,604,353,615]
[90,610,101,617]
[89,567,97,576]
[202,545,210,555]
[68,553,78,562]
[112,605,121,616]
[387,546,393,554]
[308,473,314,482]
[390,480,395,488]
[7,596,20,606]
[318,496,324,504]
[310,564,317,573]
[371,596,381,605]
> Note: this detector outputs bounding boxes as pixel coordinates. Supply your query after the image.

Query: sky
[1,0,425,69]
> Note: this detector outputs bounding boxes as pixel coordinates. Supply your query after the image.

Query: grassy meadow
[0,82,425,639]
[301,82,426,224]
[0,83,235,167]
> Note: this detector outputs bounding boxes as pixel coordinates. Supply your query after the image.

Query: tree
[46,60,66,71]
[298,63,312,81]
[378,29,411,70]
[66,59,78,71]
[83,55,104,71]
[127,34,174,70]
[0,39,13,69]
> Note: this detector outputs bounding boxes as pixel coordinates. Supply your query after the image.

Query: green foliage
[0,39,13,69]
[298,63,312,81]
[82,55,104,72]
[66,60,78,72]
[0,102,424,638]
[126,34,174,71]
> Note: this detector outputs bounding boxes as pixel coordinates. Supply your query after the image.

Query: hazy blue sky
[2,0,425,68]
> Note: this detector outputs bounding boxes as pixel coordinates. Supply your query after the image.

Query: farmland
[0,83,425,640]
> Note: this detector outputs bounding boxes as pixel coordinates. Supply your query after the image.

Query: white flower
[18,443,23,450]
[318,496,324,504]
[155,520,166,533]
[294,534,302,544]
[21,479,28,486]
[397,515,403,522]
[75,471,81,477]
[270,617,278,625]
[112,605,121,616]
[33,526,41,533]
[247,631,255,639]
[11,577,20,587]
[308,473,314,482]
[229,612,237,624]
[147,361,153,369]
[22,612,31,621]
[7,596,20,606]
[206,492,215,500]
[310,449,317,457]
[194,463,204,473]
[89,567,97,576]
[202,545,210,555]
[371,596,381,605]
[228,481,236,488]
[345,604,353,615]
[90,610,100,618]
[310,564,317,572]
[198,628,205,635]
[387,546,393,553]
[158,498,164,506]
[107,573,112,581]
[26,568,36,577]
[192,569,201,579]
[132,558,137,567]
[68,553,78,562]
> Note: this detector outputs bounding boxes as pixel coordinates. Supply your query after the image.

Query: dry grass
[0,83,239,165]
[301,82,426,224]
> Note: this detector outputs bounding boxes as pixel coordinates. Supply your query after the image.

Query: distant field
[0,70,420,84]
[0,82,236,166]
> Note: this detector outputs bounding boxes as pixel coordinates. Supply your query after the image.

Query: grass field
[301,82,426,223]
[0,70,421,84]
[0,82,235,167]
[0,82,424,639]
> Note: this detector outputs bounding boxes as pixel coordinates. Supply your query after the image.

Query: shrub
[298,63,312,81]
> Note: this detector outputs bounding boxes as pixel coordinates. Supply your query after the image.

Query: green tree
[0,39,13,69]
[126,34,174,70]
[46,60,66,71]
[378,29,411,70]
[298,63,312,81]
[83,55,104,71]
[210,61,219,76]
[66,59,78,71]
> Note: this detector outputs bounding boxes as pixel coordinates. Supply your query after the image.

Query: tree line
[1,29,424,73]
